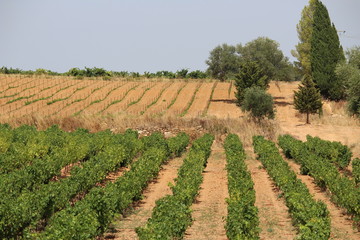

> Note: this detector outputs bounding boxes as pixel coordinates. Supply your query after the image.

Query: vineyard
[0,75,360,239]
[0,75,242,121]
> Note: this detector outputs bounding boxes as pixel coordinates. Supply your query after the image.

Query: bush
[241,86,275,120]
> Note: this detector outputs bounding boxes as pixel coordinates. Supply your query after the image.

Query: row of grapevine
[353,158,360,185]
[305,135,352,169]
[253,136,331,239]
[37,132,190,239]
[278,134,360,222]
[0,124,53,174]
[0,129,142,239]
[224,134,260,239]
[0,126,108,199]
[136,133,214,239]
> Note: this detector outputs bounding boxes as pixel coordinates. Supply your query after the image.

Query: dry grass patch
[2,113,280,146]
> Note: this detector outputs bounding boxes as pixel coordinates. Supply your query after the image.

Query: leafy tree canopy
[238,37,295,81]
[347,46,360,69]
[205,44,239,81]
[336,46,360,116]
[206,37,295,81]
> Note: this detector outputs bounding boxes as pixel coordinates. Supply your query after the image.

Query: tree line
[0,67,209,80]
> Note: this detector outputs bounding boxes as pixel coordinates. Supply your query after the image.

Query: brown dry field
[1,74,360,239]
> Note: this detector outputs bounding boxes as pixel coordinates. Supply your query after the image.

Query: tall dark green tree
[234,61,269,105]
[293,0,316,76]
[294,75,322,124]
[310,0,345,100]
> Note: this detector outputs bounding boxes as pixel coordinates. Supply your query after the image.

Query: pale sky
[0,0,359,73]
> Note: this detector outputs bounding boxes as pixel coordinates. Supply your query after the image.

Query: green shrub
[241,86,275,120]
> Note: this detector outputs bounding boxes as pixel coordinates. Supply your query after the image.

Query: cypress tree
[234,61,269,105]
[310,0,345,100]
[294,74,322,124]
[294,0,316,76]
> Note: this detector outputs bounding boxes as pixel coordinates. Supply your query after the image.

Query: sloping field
[144,82,185,117]
[207,81,243,119]
[0,76,248,119]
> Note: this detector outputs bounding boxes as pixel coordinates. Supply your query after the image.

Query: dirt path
[284,158,360,240]
[245,147,297,240]
[103,156,185,240]
[184,140,228,240]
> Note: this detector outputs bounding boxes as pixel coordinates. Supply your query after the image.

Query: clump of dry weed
[2,113,280,146]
